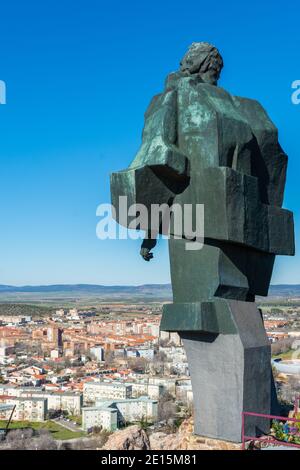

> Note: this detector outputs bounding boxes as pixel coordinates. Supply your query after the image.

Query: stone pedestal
[162,299,273,443]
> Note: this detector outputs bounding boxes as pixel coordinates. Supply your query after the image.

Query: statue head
[180,42,223,85]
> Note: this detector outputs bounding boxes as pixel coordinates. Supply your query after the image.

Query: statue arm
[111,88,190,248]
[140,231,158,261]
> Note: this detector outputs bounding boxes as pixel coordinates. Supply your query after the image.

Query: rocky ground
[102,418,241,451]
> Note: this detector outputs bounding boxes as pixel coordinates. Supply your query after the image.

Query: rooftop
[84,382,131,388]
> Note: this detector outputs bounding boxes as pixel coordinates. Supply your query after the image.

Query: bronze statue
[110,42,294,442]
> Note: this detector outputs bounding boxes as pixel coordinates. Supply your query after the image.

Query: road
[51,417,81,432]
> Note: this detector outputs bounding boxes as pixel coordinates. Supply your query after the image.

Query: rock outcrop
[101,418,241,451]
[102,425,150,450]
[150,418,241,451]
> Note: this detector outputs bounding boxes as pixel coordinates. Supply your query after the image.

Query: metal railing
[242,410,300,450]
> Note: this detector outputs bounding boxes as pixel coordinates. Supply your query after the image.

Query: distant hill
[268,284,300,297]
[0,283,299,297]
[0,284,173,305]
[0,283,172,294]
[0,303,54,317]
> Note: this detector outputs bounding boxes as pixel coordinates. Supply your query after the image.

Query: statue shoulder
[232,95,277,131]
[164,71,185,90]
[144,80,178,119]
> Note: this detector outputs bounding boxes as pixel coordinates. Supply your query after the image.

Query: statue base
[161,299,275,443]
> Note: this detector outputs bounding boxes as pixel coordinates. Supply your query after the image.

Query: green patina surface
[161,300,237,333]
[110,41,294,331]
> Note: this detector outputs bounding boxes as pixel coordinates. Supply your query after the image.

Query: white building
[159,346,187,363]
[83,382,132,404]
[288,331,300,338]
[82,406,117,432]
[159,331,182,346]
[82,397,157,431]
[90,346,104,362]
[126,349,139,358]
[20,389,83,415]
[0,384,22,397]
[101,397,158,425]
[187,390,193,406]
[0,397,47,422]
[148,377,177,396]
[68,308,79,319]
[126,382,163,400]
[50,349,60,359]
[149,323,160,337]
[55,309,65,317]
[126,348,154,360]
[0,315,31,325]
[176,379,193,404]
[137,348,154,360]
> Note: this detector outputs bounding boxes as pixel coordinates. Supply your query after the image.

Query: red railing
[294,395,300,414]
[242,410,300,450]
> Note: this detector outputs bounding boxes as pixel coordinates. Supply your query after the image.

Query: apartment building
[0,315,32,325]
[83,382,132,404]
[126,382,163,400]
[159,331,182,346]
[104,397,158,425]
[148,377,177,396]
[20,390,83,415]
[0,384,22,397]
[0,397,47,422]
[176,379,193,404]
[90,346,104,362]
[126,348,154,360]
[82,397,157,431]
[82,406,118,432]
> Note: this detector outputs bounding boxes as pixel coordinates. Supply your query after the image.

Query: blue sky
[0,0,299,285]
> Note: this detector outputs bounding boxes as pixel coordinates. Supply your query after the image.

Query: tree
[48,408,61,419]
[91,425,102,434]
[26,430,57,450]
[128,357,150,374]
[104,350,115,367]
[6,428,57,450]
[278,375,300,405]
[158,392,177,422]
[96,430,111,448]
[271,338,294,356]
[6,429,33,450]
[159,338,170,348]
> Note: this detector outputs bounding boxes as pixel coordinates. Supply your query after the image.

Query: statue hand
[140,247,154,262]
